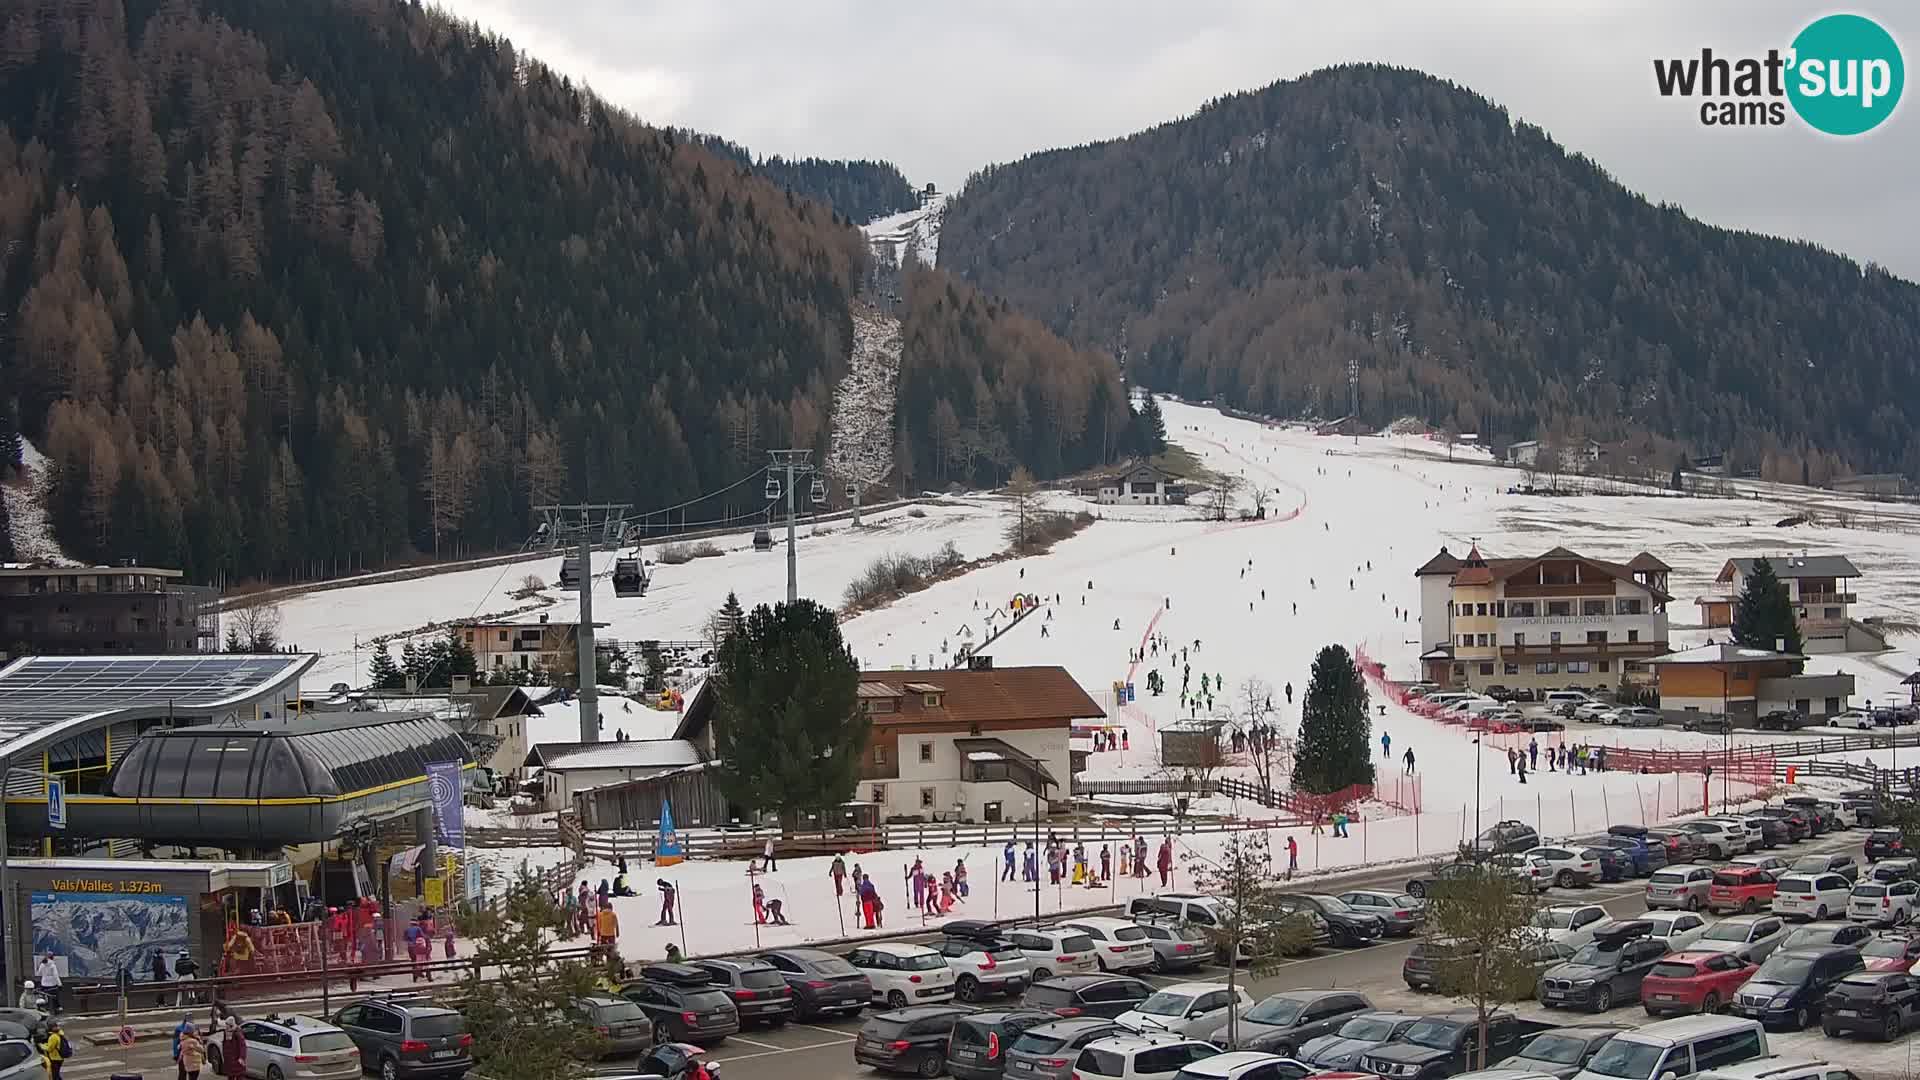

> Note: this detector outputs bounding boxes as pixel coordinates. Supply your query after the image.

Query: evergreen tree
[367,644,403,690]
[0,397,21,473]
[1133,391,1168,455]
[452,869,602,1080]
[710,599,867,822]
[1731,557,1804,659]
[719,592,746,641]
[444,629,478,679]
[640,641,666,694]
[400,640,426,687]
[1294,644,1374,793]
[223,626,246,653]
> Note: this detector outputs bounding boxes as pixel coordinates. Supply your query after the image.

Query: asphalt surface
[52,826,1901,1080]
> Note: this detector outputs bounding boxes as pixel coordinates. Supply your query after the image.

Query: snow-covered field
[2,439,76,565]
[825,305,902,490]
[863,193,946,267]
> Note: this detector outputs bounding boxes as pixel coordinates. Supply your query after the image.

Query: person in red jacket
[1156,838,1174,887]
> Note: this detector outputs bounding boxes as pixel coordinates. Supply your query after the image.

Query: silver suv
[208,1014,360,1080]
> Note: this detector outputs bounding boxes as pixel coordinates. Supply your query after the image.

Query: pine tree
[223,626,245,653]
[367,644,403,689]
[1294,643,1375,793]
[710,599,867,822]
[1134,391,1168,455]
[719,591,746,640]
[444,629,478,679]
[400,640,426,687]
[0,397,22,473]
[1731,557,1804,659]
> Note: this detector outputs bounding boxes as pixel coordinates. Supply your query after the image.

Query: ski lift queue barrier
[569,818,1284,864]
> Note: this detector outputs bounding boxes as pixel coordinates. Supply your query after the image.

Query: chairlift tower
[766,450,825,604]
[532,502,631,742]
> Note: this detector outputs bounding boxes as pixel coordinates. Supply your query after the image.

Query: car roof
[1660,951,1724,964]
[762,947,842,962]
[1065,916,1138,929]
[1774,944,1858,958]
[1185,1051,1295,1073]
[1085,1033,1213,1053]
[1028,1017,1124,1036]
[695,957,770,971]
[1036,974,1129,989]
[866,941,939,956]
[1694,1057,1835,1079]
[256,1014,339,1032]
[1154,982,1232,995]
[1713,913,1776,926]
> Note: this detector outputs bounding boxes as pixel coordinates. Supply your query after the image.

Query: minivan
[1570,1015,1767,1080]
[1546,691,1595,711]
[1422,692,1477,708]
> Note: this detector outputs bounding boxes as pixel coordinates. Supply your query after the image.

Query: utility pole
[1347,357,1359,447]
[533,502,629,743]
[768,450,819,605]
[576,524,596,742]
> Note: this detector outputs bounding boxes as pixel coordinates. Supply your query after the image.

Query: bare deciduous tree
[1206,473,1242,522]
[227,597,283,652]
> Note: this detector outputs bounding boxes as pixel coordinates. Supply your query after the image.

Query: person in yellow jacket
[41,1019,73,1080]
[595,903,620,947]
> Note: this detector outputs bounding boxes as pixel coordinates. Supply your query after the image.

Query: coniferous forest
[940,64,1920,482]
[679,132,919,224]
[0,0,1120,582]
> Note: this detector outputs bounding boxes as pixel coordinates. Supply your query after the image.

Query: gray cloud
[437,0,1919,280]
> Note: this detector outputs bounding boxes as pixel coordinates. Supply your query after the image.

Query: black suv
[1866,829,1908,861]
[620,963,741,1044]
[1212,989,1372,1056]
[689,957,795,1027]
[946,1010,1055,1080]
[1279,895,1385,948]
[1537,922,1670,1012]
[1474,820,1543,855]
[758,947,871,1020]
[854,1004,972,1076]
[1822,970,1920,1040]
[1022,975,1152,1019]
[330,997,472,1080]
[1758,709,1812,731]
[1733,945,1865,1030]
[1358,1011,1530,1080]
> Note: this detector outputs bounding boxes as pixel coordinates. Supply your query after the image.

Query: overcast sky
[438,0,1918,281]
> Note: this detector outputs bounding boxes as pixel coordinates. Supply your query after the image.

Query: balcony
[1795,591,1856,606]
[1499,641,1666,659]
[1502,581,1616,598]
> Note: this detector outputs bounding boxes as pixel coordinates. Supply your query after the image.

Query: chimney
[452,674,471,695]
[405,674,418,693]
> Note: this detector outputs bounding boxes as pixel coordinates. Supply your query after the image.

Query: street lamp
[1472,735,1483,858]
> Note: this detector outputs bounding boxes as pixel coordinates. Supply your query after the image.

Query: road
[53,827,1908,1080]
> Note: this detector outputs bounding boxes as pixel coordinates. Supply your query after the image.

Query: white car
[1770,873,1853,921]
[1703,817,1766,853]
[1572,703,1615,723]
[1171,1051,1316,1080]
[1530,904,1610,949]
[1064,917,1158,974]
[1005,926,1100,980]
[1730,854,1789,874]
[936,932,1034,1001]
[1523,846,1602,888]
[1611,706,1664,727]
[1847,879,1920,926]
[1490,853,1553,893]
[1689,914,1789,963]
[1640,910,1710,950]
[0,1041,41,1080]
[845,941,956,1006]
[1115,982,1257,1038]
[1677,820,1747,861]
[1867,859,1919,883]
[1645,865,1715,910]
[1834,710,1875,730]
[1813,799,1858,829]
[1074,1034,1221,1080]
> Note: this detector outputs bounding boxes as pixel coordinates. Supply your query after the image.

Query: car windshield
[1713,872,1752,887]
[1569,942,1626,965]
[1775,877,1815,893]
[1754,954,1816,983]
[1400,1019,1463,1049]
[297,1032,355,1053]
[1583,1039,1666,1080]
[1792,858,1831,871]
[1013,1030,1073,1055]
[1392,894,1420,907]
[1337,1016,1401,1040]
[1112,926,1148,942]
[741,968,787,988]
[899,952,949,971]
[591,1001,648,1023]
[1532,910,1577,929]
[1649,871,1686,884]
[1311,896,1354,913]
[1863,938,1911,959]
[1135,991,1198,1017]
[809,957,860,976]
[1518,1033,1591,1065]
[1023,985,1073,1009]
[1702,922,1753,942]
[1244,998,1304,1025]
[410,1014,465,1038]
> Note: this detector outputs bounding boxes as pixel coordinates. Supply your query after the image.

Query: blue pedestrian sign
[46,778,66,830]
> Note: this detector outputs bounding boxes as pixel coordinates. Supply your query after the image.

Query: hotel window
[1596,661,1611,673]
[919,742,934,763]
[1547,601,1572,616]
[1476,603,1488,616]
[1476,634,1489,647]
[1550,631,1562,644]
[1535,661,1559,674]
[1566,661,1591,674]
[925,694,942,707]
[1460,634,1472,647]
[920,787,936,809]
[1513,632,1526,646]
[1616,598,1643,615]
[1823,607,1840,619]
[1510,602,1537,617]
[1504,663,1520,675]
[1587,630,1607,644]
[1583,600,1609,616]
[1627,630,1640,643]
[872,745,886,765]
[1479,663,1495,675]
[1494,602,1506,617]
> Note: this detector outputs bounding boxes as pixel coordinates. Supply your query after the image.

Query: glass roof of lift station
[107,713,474,801]
[0,653,314,760]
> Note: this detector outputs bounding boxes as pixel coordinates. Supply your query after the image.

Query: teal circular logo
[1787,14,1904,135]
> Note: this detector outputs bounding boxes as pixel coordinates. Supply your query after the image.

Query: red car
[1860,934,1920,971]
[1639,950,1757,1017]
[1708,867,1778,914]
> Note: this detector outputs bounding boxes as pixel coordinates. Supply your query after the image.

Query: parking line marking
[709,1040,859,1063]
[795,1023,858,1038]
[727,1035,786,1050]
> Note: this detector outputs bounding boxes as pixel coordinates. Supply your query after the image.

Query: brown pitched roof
[1414,547,1462,576]
[1627,552,1672,572]
[860,666,1105,724]
[1450,547,1674,602]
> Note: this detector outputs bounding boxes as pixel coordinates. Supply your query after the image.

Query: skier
[1285,834,1299,880]
[1284,682,1293,704]
[1292,602,1297,615]
[1517,758,1528,785]
[1261,589,1266,600]
[1403,747,1416,775]
[1380,732,1391,758]
[1528,739,1539,770]
[1002,842,1017,882]
[1156,838,1174,887]
[1507,747,1517,775]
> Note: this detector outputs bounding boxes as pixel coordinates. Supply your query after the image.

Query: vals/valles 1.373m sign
[1653,13,1904,134]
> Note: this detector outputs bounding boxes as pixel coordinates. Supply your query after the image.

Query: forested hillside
[0,0,1120,582]
[941,64,1920,482]
[682,132,918,224]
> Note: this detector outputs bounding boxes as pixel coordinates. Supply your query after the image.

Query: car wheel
[1689,894,1704,912]
[1885,1012,1904,1041]
[1034,967,1052,981]
[956,975,980,1002]
[268,1068,286,1080]
[1408,882,1426,899]
[1816,905,1828,919]
[1701,992,1721,1014]
[1556,870,1575,888]
[1794,1006,1811,1030]
[1709,845,1724,860]
[917,1050,944,1078]
[1822,1021,1839,1037]
[1742,897,1759,914]
[381,1057,400,1080]
[1592,986,1613,1012]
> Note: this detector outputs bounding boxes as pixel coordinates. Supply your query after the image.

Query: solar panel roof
[0,654,315,757]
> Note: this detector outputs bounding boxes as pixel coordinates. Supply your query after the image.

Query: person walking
[219,1017,247,1080]
[1099,845,1111,882]
[1285,835,1299,880]
[177,1021,207,1080]
[1134,835,1149,878]
[1528,739,1538,770]
[41,1020,72,1080]
[830,855,848,898]
[1333,811,1350,838]
[1517,758,1528,785]
[1156,838,1174,887]
[1403,747,1416,775]
[1506,747,1517,775]
[1002,843,1016,882]
[35,954,60,1014]
[763,836,778,873]
[1380,732,1391,758]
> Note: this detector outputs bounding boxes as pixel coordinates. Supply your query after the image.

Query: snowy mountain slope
[863,193,946,268]
[825,304,901,490]
[1,439,77,565]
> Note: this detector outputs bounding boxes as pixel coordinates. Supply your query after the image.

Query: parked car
[1702,817,1766,853]
[1730,946,1864,1029]
[1297,1012,1421,1071]
[329,997,474,1080]
[1709,868,1779,915]
[1865,830,1908,861]
[1818,970,1920,1040]
[1132,919,1212,974]
[1789,854,1859,882]
[939,922,1036,1002]
[1209,990,1372,1056]
[1645,830,1701,864]
[1522,716,1567,733]
[1770,874,1853,921]
[846,943,958,1008]
[1859,932,1920,971]
[1004,927,1100,981]
[1729,854,1789,875]
[1837,794,1879,827]
[947,1010,1058,1080]
[1063,918,1158,975]
[1588,834,1668,877]
[1757,709,1812,732]
[1612,707,1664,728]
[1531,904,1612,950]
[208,1014,361,1080]
[1847,879,1920,926]
[1641,911,1710,951]
[1785,797,1855,830]
[1489,853,1555,893]
[853,1004,973,1076]
[756,947,871,1021]
[1004,1018,1127,1080]
[1022,975,1154,1020]
[1523,847,1603,889]
[1071,1033,1220,1080]
[1279,895,1385,948]
[1777,921,1873,952]
[1170,1051,1316,1080]
[1740,816,1793,849]
[1474,820,1543,855]
[1114,983,1255,1038]
[1683,715,1733,734]
[1406,860,1527,899]
[1125,894,1236,933]
[1585,846,1632,884]
[688,957,795,1027]
[1572,703,1616,723]
[1537,923,1671,1012]
[1500,1026,1628,1080]
[1640,952,1759,1017]
[1678,822,1746,861]
[1336,890,1426,936]
[1358,1011,1534,1080]
[1868,858,1919,883]
[0,1040,36,1080]
[1690,915,1789,964]
[1833,709,1875,730]
[619,964,742,1044]
[1753,807,1813,841]
[1572,1016,1769,1080]
[567,995,655,1059]
[1646,866,1716,911]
